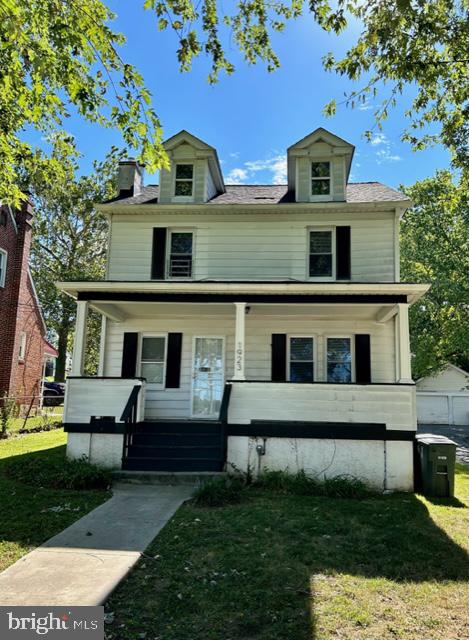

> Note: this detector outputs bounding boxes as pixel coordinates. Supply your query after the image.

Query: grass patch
[254,470,373,499]
[0,430,110,571]
[193,475,246,506]
[7,408,63,434]
[5,452,112,490]
[106,465,468,640]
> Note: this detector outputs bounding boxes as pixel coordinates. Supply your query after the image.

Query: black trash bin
[415,433,457,498]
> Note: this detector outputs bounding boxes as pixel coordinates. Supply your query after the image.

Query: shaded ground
[418,423,469,464]
[106,466,468,640]
[0,430,109,571]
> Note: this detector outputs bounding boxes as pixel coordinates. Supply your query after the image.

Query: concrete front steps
[122,421,226,472]
[113,470,227,486]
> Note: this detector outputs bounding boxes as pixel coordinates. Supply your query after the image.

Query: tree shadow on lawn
[106,483,468,640]
[0,445,108,563]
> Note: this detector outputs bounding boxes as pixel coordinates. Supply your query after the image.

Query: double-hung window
[140,336,167,386]
[326,337,352,383]
[174,164,194,197]
[168,231,193,278]
[309,229,334,278]
[0,249,7,287]
[289,337,315,382]
[311,161,331,197]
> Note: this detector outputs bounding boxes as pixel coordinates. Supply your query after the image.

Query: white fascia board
[56,280,430,304]
[96,200,411,215]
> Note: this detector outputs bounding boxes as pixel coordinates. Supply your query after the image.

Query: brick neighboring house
[0,199,53,409]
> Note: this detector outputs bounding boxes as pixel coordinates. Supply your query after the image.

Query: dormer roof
[287,127,355,192]
[162,130,225,194]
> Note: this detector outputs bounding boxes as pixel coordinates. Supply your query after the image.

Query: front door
[191,337,225,418]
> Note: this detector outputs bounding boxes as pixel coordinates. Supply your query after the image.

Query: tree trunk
[55,323,70,382]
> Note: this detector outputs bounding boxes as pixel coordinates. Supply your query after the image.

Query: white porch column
[97,315,107,376]
[71,300,89,376]
[233,302,246,380]
[396,303,413,383]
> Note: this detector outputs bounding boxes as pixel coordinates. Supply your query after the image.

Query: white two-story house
[58,128,429,491]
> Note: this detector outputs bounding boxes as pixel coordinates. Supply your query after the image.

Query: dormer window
[311,162,331,196]
[174,164,194,196]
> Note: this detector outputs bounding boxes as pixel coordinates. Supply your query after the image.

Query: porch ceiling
[88,301,397,322]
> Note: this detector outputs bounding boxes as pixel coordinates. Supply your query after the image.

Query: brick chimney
[117,159,144,198]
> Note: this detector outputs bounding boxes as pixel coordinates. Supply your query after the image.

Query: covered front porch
[59,280,427,489]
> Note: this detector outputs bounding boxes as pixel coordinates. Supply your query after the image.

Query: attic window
[311,162,330,196]
[174,164,194,196]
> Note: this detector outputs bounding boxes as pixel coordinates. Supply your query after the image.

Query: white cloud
[229,152,240,159]
[240,154,287,184]
[225,167,249,184]
[370,133,388,146]
[376,149,402,164]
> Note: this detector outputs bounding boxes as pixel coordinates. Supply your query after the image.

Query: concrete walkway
[0,483,193,606]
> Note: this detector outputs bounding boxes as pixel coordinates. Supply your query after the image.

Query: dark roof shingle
[105,182,408,206]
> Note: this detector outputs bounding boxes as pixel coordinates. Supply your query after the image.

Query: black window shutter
[271,334,287,382]
[336,226,351,280]
[151,227,167,279]
[121,332,139,378]
[165,333,183,388]
[355,334,371,383]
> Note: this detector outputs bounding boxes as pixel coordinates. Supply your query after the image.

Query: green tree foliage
[27,142,124,380]
[1,0,467,208]
[144,0,468,167]
[0,0,166,206]
[400,171,468,379]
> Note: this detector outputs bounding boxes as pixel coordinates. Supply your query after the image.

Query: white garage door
[417,392,469,425]
[453,397,469,426]
[417,394,448,424]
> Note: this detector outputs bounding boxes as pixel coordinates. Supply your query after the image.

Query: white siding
[103,312,396,419]
[205,166,217,201]
[64,378,146,423]
[228,382,415,430]
[107,211,396,281]
[417,365,469,392]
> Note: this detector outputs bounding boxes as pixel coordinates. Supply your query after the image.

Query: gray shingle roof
[105,182,408,206]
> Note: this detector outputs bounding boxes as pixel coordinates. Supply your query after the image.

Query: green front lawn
[7,406,63,433]
[106,466,468,640]
[0,430,109,571]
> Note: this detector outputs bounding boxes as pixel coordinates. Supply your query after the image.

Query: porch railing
[121,384,142,462]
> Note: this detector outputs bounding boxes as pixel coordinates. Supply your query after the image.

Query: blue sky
[61,2,449,190]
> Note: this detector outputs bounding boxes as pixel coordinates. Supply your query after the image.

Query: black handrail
[218,383,232,424]
[121,385,142,463]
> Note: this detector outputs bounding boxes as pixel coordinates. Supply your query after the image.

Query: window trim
[287,335,317,383]
[307,227,336,281]
[325,335,355,384]
[173,163,194,201]
[166,229,195,280]
[18,331,27,362]
[138,333,168,389]
[310,159,332,202]
[0,249,7,288]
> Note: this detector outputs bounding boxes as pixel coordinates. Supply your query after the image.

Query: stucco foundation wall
[227,436,414,491]
[66,433,124,469]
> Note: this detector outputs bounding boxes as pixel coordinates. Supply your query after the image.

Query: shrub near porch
[106,466,468,640]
